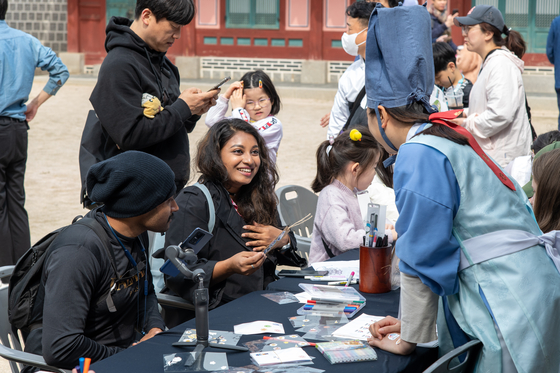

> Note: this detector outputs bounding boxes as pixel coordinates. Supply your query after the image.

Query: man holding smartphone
[89,0,218,192]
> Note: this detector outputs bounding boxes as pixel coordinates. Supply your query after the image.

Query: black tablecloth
[91,250,438,373]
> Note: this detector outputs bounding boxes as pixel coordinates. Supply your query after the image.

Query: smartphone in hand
[180,227,213,253]
[208,76,231,92]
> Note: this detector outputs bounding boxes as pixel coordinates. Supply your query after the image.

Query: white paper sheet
[331,313,385,341]
[310,260,360,280]
[233,320,285,335]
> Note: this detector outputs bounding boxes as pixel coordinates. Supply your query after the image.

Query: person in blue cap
[452,5,532,168]
[363,4,560,372]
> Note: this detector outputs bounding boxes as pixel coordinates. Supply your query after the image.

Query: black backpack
[8,216,115,333]
[79,110,108,209]
[341,86,367,134]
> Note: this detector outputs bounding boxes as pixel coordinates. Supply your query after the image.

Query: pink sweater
[309,179,365,263]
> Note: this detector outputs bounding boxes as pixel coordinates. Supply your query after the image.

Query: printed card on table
[250,346,312,366]
[233,320,285,335]
[179,329,241,346]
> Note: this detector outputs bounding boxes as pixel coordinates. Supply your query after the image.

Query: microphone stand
[164,245,248,367]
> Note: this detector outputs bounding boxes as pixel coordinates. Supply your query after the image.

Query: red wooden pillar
[66,0,107,64]
[183,20,196,56]
[167,16,196,60]
[67,0,79,52]
[309,0,324,60]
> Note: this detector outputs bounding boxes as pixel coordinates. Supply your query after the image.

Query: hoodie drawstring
[143,47,165,102]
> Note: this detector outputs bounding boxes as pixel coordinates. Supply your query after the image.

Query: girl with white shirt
[206,70,283,164]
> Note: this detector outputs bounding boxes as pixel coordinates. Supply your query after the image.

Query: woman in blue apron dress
[364,4,560,372]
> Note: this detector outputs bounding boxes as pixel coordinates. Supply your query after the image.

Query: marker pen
[345,271,355,288]
[83,358,91,373]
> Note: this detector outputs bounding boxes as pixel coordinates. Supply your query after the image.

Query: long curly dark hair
[196,119,279,225]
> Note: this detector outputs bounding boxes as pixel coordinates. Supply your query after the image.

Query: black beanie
[86,151,176,218]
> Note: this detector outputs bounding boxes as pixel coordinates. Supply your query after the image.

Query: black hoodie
[90,17,199,189]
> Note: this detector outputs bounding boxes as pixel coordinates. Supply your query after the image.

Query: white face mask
[341,28,367,56]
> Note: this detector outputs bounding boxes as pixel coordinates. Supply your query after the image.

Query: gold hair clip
[259,80,263,89]
[350,129,362,141]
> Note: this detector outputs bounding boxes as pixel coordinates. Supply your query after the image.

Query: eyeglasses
[246,98,270,110]
[461,25,477,34]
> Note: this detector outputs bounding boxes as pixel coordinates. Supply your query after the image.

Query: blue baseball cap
[454,5,506,33]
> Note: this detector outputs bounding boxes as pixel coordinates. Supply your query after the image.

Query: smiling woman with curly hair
[159,119,306,327]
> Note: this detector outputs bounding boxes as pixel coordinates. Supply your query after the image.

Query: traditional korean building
[4,0,558,81]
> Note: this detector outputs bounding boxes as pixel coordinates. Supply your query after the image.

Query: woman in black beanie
[161,119,305,327]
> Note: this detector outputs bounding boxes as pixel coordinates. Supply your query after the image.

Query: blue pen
[79,357,85,373]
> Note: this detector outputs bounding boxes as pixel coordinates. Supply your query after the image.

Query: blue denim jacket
[547,16,560,89]
[0,20,69,120]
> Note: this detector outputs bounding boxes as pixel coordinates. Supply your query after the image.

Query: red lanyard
[230,197,242,217]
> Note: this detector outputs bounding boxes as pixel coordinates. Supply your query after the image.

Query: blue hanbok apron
[406,132,560,373]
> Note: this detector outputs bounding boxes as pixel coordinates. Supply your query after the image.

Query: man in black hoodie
[23,151,178,369]
[90,0,217,192]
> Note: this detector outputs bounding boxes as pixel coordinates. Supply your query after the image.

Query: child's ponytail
[311,127,381,193]
[311,141,335,193]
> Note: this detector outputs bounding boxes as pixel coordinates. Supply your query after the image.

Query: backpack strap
[193,182,215,232]
[75,218,119,278]
[73,217,120,312]
[524,95,537,141]
[341,86,367,133]
[321,238,336,259]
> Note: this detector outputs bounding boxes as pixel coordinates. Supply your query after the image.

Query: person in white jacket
[206,70,283,164]
[321,1,448,138]
[453,5,532,168]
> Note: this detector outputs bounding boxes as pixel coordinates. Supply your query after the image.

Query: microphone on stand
[162,230,248,367]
